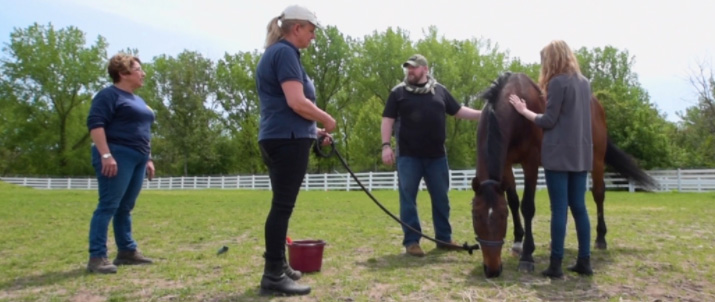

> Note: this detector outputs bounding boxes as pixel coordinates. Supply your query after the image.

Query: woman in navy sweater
[254,5,335,296]
[86,53,156,274]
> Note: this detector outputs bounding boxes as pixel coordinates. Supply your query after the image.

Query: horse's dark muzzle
[483,263,503,278]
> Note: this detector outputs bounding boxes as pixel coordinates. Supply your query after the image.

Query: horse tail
[604,137,658,190]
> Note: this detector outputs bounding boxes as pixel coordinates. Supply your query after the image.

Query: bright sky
[2,0,714,122]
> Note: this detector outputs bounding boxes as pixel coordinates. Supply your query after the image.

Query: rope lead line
[313,137,480,254]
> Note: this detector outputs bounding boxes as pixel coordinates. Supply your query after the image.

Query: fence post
[677,168,682,192]
[698,176,702,192]
[47,178,51,189]
[628,180,635,193]
[368,171,373,192]
[346,173,351,191]
[393,171,398,190]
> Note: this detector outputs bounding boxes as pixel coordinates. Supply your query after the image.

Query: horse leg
[517,163,538,273]
[505,177,524,256]
[591,165,607,250]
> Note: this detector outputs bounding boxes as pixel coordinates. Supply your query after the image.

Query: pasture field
[0,181,713,301]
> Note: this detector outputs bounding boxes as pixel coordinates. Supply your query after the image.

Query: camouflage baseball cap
[402,54,428,67]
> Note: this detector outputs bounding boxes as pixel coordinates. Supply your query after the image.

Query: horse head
[471,177,507,278]
[471,72,514,278]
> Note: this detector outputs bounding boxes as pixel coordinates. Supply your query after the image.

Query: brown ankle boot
[87,257,117,274]
[113,250,153,266]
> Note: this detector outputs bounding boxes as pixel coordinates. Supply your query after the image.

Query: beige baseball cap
[282,5,323,29]
[403,54,428,67]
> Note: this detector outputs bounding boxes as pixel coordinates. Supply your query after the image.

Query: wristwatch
[102,153,112,159]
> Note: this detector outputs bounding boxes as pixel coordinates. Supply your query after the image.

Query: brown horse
[471,72,656,278]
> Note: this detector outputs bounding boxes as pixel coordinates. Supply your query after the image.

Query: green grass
[1,181,714,301]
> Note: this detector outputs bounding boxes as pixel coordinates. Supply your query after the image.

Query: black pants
[259,138,313,262]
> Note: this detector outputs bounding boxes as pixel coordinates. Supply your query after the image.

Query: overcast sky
[2,0,714,122]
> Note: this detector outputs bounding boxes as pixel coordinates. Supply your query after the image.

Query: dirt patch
[69,291,106,302]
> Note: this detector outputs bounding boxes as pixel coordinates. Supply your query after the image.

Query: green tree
[346,96,385,171]
[672,63,715,167]
[302,26,353,173]
[576,46,672,169]
[0,23,107,175]
[144,51,222,176]
[214,51,264,174]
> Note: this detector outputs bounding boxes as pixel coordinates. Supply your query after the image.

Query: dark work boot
[113,250,153,266]
[567,257,594,276]
[87,257,117,274]
[259,260,311,296]
[283,258,302,281]
[541,257,564,279]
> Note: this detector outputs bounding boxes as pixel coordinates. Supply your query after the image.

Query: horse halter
[479,179,501,187]
[476,237,505,247]
[476,179,505,247]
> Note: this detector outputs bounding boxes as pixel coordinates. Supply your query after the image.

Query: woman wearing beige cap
[254,4,335,296]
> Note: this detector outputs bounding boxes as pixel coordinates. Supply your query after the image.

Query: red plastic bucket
[287,239,326,273]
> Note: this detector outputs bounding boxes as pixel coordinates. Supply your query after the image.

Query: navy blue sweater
[86,85,155,154]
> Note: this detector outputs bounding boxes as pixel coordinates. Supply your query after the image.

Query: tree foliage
[0,23,107,175]
[1,23,710,177]
[576,46,672,169]
[671,63,715,167]
[143,51,222,176]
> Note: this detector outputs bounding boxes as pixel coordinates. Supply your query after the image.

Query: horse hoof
[595,241,608,250]
[517,261,534,273]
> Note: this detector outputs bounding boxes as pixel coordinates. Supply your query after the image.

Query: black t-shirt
[382,84,461,158]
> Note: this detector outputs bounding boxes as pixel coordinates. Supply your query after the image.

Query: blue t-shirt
[86,85,155,154]
[256,40,317,141]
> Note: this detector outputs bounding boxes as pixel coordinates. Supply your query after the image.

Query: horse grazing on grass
[471,72,656,278]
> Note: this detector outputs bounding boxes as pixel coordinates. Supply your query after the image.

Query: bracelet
[382,142,391,148]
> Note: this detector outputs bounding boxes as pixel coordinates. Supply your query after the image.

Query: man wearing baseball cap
[381,54,482,257]
[403,54,429,68]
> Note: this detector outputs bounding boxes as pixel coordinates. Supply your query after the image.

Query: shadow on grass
[354,248,476,271]
[208,287,321,302]
[0,268,86,291]
[457,244,657,301]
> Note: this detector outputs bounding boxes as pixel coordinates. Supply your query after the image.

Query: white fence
[3,168,715,192]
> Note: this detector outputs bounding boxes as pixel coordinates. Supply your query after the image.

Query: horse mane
[479,72,513,105]
[477,73,513,199]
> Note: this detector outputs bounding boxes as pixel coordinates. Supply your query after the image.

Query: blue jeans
[397,156,452,246]
[544,170,591,259]
[89,144,149,258]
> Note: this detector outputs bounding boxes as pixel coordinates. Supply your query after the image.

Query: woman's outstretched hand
[508,94,527,114]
